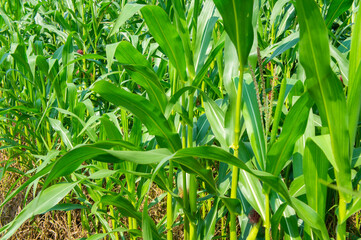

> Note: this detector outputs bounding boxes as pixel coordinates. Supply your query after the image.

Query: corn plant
[0,0,361,240]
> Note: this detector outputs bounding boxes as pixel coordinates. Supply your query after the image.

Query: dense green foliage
[0,0,360,239]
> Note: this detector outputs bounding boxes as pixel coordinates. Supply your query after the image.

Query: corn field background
[0,0,361,239]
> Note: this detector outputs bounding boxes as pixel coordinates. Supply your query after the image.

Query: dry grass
[0,151,186,239]
[8,211,87,240]
[0,151,88,240]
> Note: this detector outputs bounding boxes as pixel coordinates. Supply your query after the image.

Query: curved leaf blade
[141,5,187,82]
[93,81,181,152]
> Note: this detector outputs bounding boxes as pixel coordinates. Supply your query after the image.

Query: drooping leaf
[93,81,181,152]
[43,143,171,188]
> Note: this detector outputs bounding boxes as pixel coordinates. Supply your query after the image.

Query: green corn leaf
[43,143,172,188]
[62,33,74,84]
[142,198,153,240]
[173,146,329,238]
[270,0,291,26]
[291,197,329,239]
[325,0,354,28]
[108,3,144,38]
[296,0,352,200]
[100,116,124,142]
[193,0,217,72]
[202,94,227,148]
[112,41,151,67]
[141,5,187,82]
[11,44,33,80]
[242,79,266,170]
[93,81,181,152]
[303,136,329,220]
[220,197,243,215]
[348,2,361,146]
[273,196,302,240]
[344,197,361,224]
[212,0,254,67]
[352,147,361,167]
[101,195,161,239]
[170,0,195,77]
[0,162,55,208]
[171,155,218,195]
[55,108,97,142]
[238,169,266,221]
[349,0,361,82]
[289,176,306,197]
[122,64,168,113]
[192,37,225,88]
[173,146,290,202]
[203,198,220,240]
[223,36,239,147]
[266,92,314,177]
[330,44,349,86]
[271,203,288,240]
[48,117,73,149]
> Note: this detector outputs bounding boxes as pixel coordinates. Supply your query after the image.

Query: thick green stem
[167,160,174,240]
[182,93,190,240]
[221,216,226,240]
[337,197,347,240]
[67,197,71,228]
[183,169,190,240]
[110,206,119,240]
[188,92,197,240]
[230,164,239,240]
[189,174,197,239]
[230,65,244,240]
[265,193,271,240]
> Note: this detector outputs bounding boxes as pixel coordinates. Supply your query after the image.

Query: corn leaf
[101,195,161,239]
[303,136,329,220]
[108,3,144,38]
[325,0,354,28]
[348,1,361,146]
[266,92,314,177]
[212,0,254,66]
[296,0,351,200]
[141,5,187,82]
[93,81,182,152]
[242,80,266,170]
